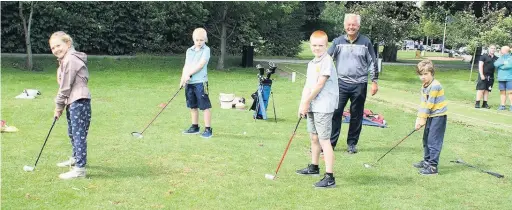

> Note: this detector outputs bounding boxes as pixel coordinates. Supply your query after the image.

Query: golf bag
[250,79,272,119]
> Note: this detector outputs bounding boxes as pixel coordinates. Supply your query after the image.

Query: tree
[349,1,419,62]
[480,15,512,47]
[319,1,347,39]
[204,2,260,70]
[19,1,35,70]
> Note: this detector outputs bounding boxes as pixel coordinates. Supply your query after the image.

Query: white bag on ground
[15,89,41,99]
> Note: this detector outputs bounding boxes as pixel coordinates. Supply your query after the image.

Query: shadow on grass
[344,173,415,186]
[86,165,158,179]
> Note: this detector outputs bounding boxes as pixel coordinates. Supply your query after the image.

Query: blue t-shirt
[185,44,211,84]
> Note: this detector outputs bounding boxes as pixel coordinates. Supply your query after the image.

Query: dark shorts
[498,81,512,91]
[185,82,212,110]
[475,76,494,91]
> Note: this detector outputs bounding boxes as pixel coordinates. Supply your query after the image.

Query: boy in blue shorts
[413,59,448,175]
[296,30,339,188]
[180,28,213,138]
[494,46,512,111]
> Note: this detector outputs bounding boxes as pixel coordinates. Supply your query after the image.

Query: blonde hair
[416,59,435,76]
[192,28,208,43]
[310,30,328,43]
[344,14,361,25]
[49,31,74,48]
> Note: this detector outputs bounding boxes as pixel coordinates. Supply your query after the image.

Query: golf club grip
[274,118,302,174]
[485,171,504,178]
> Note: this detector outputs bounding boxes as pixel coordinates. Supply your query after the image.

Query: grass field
[2,55,511,209]
[296,41,467,65]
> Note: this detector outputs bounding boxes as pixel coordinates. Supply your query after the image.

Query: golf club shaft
[33,117,57,167]
[274,117,302,175]
[140,87,182,134]
[455,161,504,178]
[271,91,277,123]
[375,127,421,163]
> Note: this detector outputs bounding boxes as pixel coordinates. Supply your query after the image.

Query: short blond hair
[416,59,435,76]
[192,28,208,42]
[49,31,74,46]
[310,30,328,43]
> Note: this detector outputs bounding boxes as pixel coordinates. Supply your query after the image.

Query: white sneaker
[56,157,76,168]
[59,167,86,180]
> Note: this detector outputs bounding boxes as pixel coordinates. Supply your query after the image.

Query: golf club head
[131,132,143,139]
[363,163,373,168]
[265,174,276,180]
[23,165,35,172]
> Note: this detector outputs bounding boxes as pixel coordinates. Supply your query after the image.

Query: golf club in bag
[363,126,422,168]
[24,117,58,172]
[265,117,302,180]
[132,86,183,138]
[250,62,277,122]
[450,159,504,178]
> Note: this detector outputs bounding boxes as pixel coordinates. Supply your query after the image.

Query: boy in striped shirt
[413,59,447,175]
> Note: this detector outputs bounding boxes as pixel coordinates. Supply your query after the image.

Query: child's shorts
[306,112,333,140]
[498,81,512,91]
[185,82,212,110]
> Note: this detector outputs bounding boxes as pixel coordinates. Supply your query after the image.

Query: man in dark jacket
[327,13,379,154]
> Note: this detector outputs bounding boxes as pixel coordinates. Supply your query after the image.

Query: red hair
[310,30,328,41]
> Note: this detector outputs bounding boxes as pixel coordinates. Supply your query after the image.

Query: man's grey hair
[344,14,361,25]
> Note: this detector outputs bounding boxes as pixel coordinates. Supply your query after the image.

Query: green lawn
[2,56,511,209]
[295,41,466,65]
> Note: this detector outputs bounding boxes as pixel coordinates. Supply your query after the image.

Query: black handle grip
[486,171,504,178]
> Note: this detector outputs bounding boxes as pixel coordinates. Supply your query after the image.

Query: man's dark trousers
[330,79,367,149]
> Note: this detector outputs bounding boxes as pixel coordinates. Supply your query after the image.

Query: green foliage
[349,1,419,46]
[479,15,512,47]
[319,2,347,39]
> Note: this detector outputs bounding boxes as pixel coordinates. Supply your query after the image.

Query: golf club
[24,117,58,172]
[131,86,183,138]
[265,117,302,180]
[363,126,423,168]
[450,159,504,178]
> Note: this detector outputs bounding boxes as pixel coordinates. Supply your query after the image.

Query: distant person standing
[327,14,379,154]
[474,45,498,109]
[494,46,512,111]
[415,40,421,58]
[420,41,425,57]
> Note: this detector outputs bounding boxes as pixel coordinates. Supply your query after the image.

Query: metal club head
[131,132,143,139]
[265,174,276,180]
[363,163,373,168]
[23,165,35,172]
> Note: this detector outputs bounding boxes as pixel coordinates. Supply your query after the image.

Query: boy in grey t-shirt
[296,30,339,188]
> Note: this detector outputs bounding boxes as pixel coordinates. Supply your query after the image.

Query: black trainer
[183,125,200,134]
[314,173,336,188]
[296,164,320,176]
[419,165,438,175]
[347,145,358,154]
[413,160,428,169]
[482,104,490,109]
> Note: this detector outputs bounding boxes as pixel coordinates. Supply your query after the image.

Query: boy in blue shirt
[180,28,213,138]
[494,46,512,111]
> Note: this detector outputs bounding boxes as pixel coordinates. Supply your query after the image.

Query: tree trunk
[216,5,228,70]
[19,1,34,71]
[216,22,227,70]
[382,45,398,62]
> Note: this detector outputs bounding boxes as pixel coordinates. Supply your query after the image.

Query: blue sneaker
[201,128,213,138]
[183,125,200,134]
[509,106,512,112]
[497,105,506,111]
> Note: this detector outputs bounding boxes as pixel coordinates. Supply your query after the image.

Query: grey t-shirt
[305,53,339,113]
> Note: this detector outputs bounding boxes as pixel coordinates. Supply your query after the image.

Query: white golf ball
[243,132,247,135]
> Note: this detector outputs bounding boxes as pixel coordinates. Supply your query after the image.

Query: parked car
[431,44,442,52]
[403,40,415,50]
